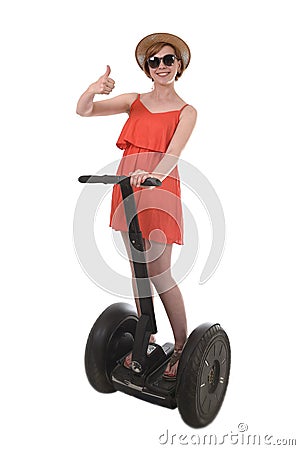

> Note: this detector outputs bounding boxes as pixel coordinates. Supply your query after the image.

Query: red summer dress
[109,94,188,245]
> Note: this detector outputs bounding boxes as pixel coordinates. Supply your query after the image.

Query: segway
[78,174,231,428]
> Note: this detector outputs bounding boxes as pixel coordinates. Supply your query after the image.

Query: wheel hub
[207,360,220,394]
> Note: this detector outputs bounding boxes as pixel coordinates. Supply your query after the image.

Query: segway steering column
[79,174,162,374]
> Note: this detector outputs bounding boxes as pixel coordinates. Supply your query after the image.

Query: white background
[1,0,299,448]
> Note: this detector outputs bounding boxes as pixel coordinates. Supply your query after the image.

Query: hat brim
[135,32,191,72]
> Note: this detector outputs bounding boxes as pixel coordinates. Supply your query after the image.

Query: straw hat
[135,32,191,73]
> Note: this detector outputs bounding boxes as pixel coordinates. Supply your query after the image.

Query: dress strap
[179,104,189,113]
[129,94,140,113]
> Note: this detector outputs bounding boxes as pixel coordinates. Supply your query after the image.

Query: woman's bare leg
[144,239,187,376]
[120,232,187,374]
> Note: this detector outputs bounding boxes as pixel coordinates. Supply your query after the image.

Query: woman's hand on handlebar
[129,169,161,188]
[87,65,115,95]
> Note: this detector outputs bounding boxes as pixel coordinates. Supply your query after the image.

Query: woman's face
[148,45,181,85]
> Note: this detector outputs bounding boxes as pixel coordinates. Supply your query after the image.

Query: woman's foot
[123,335,156,369]
[123,352,132,369]
[162,349,183,381]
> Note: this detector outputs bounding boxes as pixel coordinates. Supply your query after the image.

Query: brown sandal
[123,353,132,369]
[163,349,182,381]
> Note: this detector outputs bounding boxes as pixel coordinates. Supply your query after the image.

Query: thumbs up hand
[88,65,115,95]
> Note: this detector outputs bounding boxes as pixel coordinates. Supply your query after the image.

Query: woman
[76,33,197,380]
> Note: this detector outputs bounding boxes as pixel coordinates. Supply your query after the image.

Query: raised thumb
[105,65,111,77]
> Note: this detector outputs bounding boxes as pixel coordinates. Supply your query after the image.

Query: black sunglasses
[147,54,180,69]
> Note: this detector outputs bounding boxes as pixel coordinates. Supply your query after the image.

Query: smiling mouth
[156,72,170,77]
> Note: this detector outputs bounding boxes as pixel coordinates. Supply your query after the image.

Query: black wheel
[176,323,231,428]
[85,302,138,393]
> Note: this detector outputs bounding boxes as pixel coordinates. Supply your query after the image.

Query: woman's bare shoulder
[121,92,139,111]
[181,104,197,117]
[122,92,139,102]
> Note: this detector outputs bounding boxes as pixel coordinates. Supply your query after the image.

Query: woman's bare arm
[157,105,197,177]
[76,65,137,116]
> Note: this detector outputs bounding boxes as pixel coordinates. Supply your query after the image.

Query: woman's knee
[148,267,175,294]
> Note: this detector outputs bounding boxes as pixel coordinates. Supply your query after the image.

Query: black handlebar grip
[140,177,162,187]
[78,175,93,183]
[78,175,161,187]
[78,175,127,184]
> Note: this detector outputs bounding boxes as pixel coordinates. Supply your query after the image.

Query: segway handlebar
[78,175,162,187]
